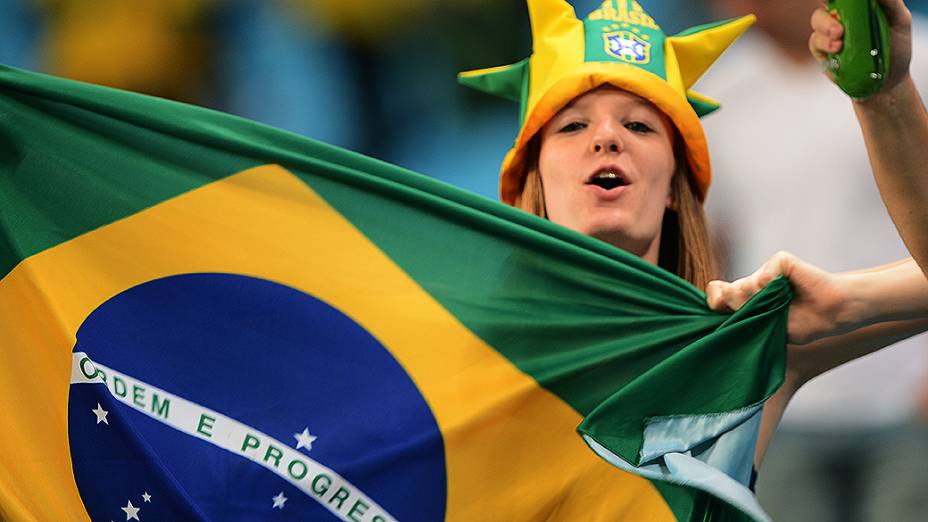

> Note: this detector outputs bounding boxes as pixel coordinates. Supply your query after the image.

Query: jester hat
[459,0,755,204]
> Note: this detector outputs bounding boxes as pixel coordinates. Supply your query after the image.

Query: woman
[460,0,780,481]
[525,85,713,288]
[462,0,928,477]
[459,0,748,292]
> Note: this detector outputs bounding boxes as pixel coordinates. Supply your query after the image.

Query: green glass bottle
[825,0,891,98]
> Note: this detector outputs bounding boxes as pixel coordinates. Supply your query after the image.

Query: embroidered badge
[603,30,651,64]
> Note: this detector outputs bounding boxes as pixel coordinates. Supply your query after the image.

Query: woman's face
[538,86,676,262]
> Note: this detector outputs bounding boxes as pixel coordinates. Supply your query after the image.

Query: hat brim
[499,62,710,205]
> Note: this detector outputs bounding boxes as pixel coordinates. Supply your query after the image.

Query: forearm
[756,316,928,467]
[840,258,928,328]
[853,76,928,274]
[790,317,928,385]
[843,256,911,275]
[755,374,798,467]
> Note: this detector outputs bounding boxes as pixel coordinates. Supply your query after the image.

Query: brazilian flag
[0,65,789,522]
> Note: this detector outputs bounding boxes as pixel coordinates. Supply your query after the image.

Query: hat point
[667,15,756,90]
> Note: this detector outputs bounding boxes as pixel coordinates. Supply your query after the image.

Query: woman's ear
[668,136,686,212]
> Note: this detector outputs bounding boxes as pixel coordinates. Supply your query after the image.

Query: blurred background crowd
[0,0,778,195]
[3,0,928,520]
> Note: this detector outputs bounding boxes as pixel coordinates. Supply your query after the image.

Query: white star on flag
[92,403,109,425]
[142,491,152,503]
[121,500,140,521]
[294,427,317,451]
[272,491,287,509]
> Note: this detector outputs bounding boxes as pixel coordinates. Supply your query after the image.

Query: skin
[538,86,676,263]
[707,0,928,461]
[822,1,928,278]
[537,85,808,466]
[536,81,928,467]
[708,255,928,444]
[708,254,928,345]
[709,0,928,345]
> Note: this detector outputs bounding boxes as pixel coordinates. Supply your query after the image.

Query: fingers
[810,6,843,37]
[706,252,799,313]
[763,251,799,282]
[706,280,734,312]
[706,273,767,313]
[810,32,842,61]
[809,7,844,61]
[705,276,760,313]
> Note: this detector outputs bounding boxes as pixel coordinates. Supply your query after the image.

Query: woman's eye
[625,121,653,133]
[559,121,586,133]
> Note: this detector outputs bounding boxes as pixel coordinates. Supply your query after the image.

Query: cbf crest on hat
[459,0,755,204]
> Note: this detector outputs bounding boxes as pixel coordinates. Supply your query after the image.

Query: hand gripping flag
[0,65,788,522]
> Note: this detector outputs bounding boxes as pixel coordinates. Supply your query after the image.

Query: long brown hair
[512,136,717,290]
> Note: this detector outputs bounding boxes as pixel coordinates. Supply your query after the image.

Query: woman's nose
[591,121,624,154]
[593,140,621,153]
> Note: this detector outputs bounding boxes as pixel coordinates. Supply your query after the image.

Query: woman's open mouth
[587,171,629,191]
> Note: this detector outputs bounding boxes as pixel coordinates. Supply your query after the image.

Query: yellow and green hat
[458,0,754,204]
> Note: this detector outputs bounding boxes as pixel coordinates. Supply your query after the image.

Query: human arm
[706,252,928,464]
[810,1,928,276]
[753,316,928,465]
[707,252,928,344]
